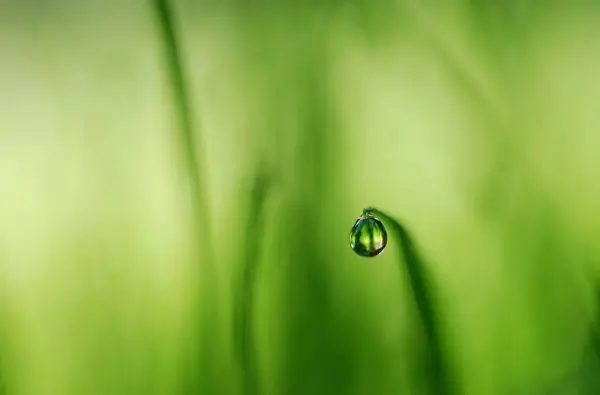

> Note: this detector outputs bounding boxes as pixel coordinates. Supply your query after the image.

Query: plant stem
[151,0,212,232]
[234,169,272,395]
[151,0,217,392]
[365,207,453,395]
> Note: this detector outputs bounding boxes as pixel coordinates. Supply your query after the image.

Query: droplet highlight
[349,214,388,257]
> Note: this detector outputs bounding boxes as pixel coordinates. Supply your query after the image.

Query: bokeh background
[1,1,600,394]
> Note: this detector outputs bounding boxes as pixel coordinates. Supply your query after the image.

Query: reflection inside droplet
[349,214,387,257]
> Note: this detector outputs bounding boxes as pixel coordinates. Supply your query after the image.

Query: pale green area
[1,1,600,395]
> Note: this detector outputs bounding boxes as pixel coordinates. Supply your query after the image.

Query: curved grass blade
[233,169,273,395]
[150,0,217,393]
[365,207,454,395]
[151,0,210,212]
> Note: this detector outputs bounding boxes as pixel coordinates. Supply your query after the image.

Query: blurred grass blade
[151,0,209,213]
[366,207,453,395]
[151,0,217,393]
[234,169,272,395]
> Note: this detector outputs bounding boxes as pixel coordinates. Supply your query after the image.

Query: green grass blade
[234,169,272,395]
[151,0,208,209]
[366,207,453,395]
[150,1,217,393]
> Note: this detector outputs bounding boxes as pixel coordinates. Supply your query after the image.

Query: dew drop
[349,213,388,257]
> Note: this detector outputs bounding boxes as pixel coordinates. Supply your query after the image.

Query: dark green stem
[234,170,272,395]
[151,0,212,235]
[151,0,216,392]
[365,207,453,395]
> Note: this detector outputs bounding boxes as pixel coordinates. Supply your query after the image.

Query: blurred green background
[1,1,600,394]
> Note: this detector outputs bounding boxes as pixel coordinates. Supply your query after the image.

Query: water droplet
[349,214,387,257]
